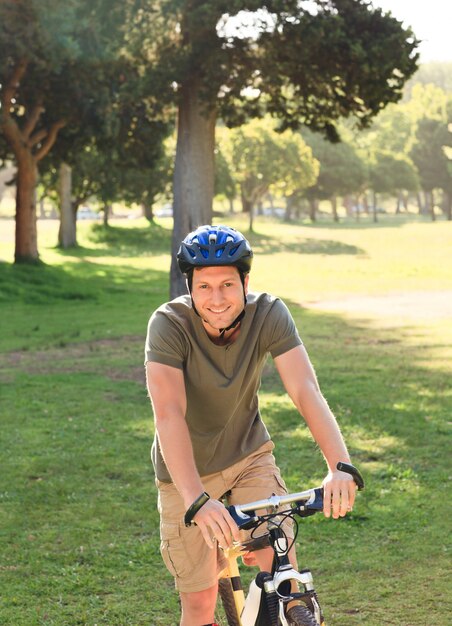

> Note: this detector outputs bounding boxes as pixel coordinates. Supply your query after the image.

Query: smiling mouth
[208,307,230,314]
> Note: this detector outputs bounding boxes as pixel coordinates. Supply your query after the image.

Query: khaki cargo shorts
[156,441,293,593]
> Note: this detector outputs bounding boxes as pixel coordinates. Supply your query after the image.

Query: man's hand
[322,470,357,518]
[192,499,240,550]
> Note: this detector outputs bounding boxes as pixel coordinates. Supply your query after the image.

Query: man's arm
[146,361,239,548]
[273,344,356,518]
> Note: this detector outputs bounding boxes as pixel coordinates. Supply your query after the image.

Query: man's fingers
[331,484,341,518]
[323,472,358,518]
[338,483,349,517]
[323,484,332,518]
[193,500,239,548]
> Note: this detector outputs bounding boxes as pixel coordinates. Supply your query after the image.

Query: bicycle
[215,462,365,626]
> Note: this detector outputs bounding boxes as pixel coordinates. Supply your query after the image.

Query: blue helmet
[177,225,253,275]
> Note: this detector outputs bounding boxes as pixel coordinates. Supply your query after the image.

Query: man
[145,224,357,626]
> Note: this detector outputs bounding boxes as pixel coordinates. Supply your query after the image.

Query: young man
[145,224,357,626]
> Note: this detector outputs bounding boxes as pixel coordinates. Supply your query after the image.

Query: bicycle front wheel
[285,605,320,626]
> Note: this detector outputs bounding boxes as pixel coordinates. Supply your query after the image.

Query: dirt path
[305,290,452,322]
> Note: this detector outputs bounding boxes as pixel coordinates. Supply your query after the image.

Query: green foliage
[132,1,419,136]
[303,129,366,200]
[214,144,237,200]
[369,151,418,195]
[220,118,318,210]
[256,1,419,138]
[411,115,452,193]
[0,0,130,160]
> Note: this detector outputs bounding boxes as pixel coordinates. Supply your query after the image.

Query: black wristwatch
[184,491,210,527]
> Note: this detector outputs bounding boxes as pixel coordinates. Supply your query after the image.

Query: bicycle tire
[218,577,241,626]
[285,605,320,626]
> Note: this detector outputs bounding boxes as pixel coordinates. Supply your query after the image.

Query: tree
[411,115,452,221]
[223,118,318,230]
[42,97,171,242]
[303,130,366,221]
[136,0,419,296]
[0,0,137,261]
[368,151,418,221]
[214,144,237,213]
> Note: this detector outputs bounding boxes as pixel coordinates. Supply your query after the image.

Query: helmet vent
[209,233,217,245]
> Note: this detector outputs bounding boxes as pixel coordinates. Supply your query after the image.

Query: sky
[372,0,452,62]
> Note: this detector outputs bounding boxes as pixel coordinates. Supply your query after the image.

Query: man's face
[191,266,249,336]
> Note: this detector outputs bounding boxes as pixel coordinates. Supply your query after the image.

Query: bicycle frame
[218,488,326,626]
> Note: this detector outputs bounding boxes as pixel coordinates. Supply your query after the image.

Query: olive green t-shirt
[145,292,302,482]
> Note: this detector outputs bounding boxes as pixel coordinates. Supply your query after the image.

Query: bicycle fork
[270,566,323,626]
[269,524,324,626]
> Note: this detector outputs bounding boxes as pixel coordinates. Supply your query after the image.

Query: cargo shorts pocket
[160,522,194,579]
[273,471,289,496]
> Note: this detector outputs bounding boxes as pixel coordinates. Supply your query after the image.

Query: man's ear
[244,273,250,296]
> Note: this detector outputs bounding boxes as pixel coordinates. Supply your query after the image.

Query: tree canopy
[139,0,419,295]
[1,0,421,279]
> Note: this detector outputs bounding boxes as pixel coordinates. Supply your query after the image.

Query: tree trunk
[15,155,39,263]
[1,60,66,263]
[103,204,112,226]
[228,197,234,214]
[38,197,46,219]
[331,196,339,222]
[343,195,353,217]
[363,194,369,214]
[309,198,317,222]
[403,193,409,211]
[142,202,154,222]
[58,162,77,248]
[285,196,293,221]
[241,190,253,214]
[445,192,452,221]
[170,79,216,299]
[372,191,378,223]
[249,204,254,232]
[425,190,435,221]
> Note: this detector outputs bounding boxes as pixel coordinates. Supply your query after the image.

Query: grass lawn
[0,214,451,625]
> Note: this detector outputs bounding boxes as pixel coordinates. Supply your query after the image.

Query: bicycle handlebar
[227,462,364,530]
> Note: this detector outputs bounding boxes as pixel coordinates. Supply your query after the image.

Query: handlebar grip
[336,462,365,490]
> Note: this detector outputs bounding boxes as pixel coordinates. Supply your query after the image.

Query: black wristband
[184,491,210,527]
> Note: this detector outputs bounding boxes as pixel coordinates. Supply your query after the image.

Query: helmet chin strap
[218,309,245,339]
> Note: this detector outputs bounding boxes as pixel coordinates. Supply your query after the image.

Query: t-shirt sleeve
[144,310,186,369]
[265,298,303,358]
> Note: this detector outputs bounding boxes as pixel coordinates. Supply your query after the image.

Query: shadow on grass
[265,213,440,231]
[56,221,367,259]
[0,256,168,306]
[56,222,172,259]
[248,232,366,255]
[261,299,450,491]
[50,215,441,262]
